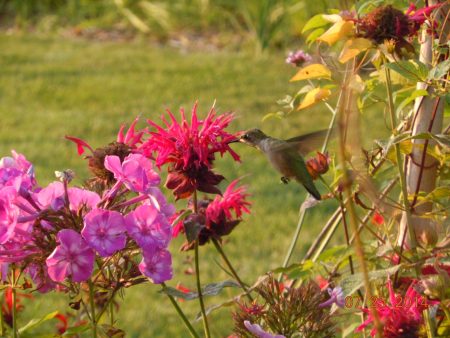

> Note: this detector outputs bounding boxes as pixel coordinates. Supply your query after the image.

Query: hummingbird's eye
[242,134,249,140]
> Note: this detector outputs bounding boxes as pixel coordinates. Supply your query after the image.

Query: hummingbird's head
[239,129,268,148]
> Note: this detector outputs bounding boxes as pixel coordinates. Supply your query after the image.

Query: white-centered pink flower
[139,248,173,284]
[46,229,95,282]
[125,205,171,250]
[104,153,160,194]
[82,209,126,257]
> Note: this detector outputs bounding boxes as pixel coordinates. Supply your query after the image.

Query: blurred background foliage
[0,0,344,52]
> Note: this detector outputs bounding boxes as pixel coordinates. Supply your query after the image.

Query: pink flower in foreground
[35,182,100,212]
[104,153,160,194]
[243,321,286,338]
[145,187,176,218]
[125,205,171,250]
[139,248,173,284]
[82,209,126,257]
[356,279,429,337]
[0,187,19,244]
[0,151,36,195]
[46,229,95,282]
[141,103,240,199]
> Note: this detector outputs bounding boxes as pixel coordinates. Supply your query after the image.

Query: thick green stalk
[212,238,253,301]
[384,66,419,258]
[193,191,211,338]
[88,280,98,338]
[161,283,200,338]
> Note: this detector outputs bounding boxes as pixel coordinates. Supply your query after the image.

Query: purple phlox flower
[0,186,20,244]
[125,204,171,250]
[34,182,65,210]
[0,263,8,282]
[46,229,95,282]
[82,209,126,257]
[319,286,345,308]
[243,321,286,338]
[35,182,100,212]
[285,50,312,67]
[138,247,173,284]
[145,187,176,218]
[104,153,160,194]
[0,151,36,196]
[67,188,100,211]
[26,264,56,293]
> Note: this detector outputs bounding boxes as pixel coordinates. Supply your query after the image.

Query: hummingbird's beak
[227,137,240,144]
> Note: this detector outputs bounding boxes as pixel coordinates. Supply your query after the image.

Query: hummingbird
[236,129,331,200]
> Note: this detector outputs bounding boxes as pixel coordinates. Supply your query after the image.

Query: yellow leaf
[339,38,372,63]
[317,20,354,45]
[290,64,331,82]
[297,88,331,110]
[349,74,365,93]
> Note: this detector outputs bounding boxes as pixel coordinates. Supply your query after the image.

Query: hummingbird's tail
[301,181,321,200]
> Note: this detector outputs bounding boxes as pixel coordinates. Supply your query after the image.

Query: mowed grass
[0,35,386,337]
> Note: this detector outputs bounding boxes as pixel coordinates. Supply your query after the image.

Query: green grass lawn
[0,34,387,337]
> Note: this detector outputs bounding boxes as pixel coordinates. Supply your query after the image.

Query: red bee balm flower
[356,279,431,337]
[141,103,240,199]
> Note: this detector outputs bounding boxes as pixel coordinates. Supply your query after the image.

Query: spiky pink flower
[82,209,126,257]
[205,179,251,226]
[141,103,240,199]
[356,279,430,337]
[46,229,95,282]
[175,180,251,250]
[104,153,160,194]
[124,205,171,250]
[139,248,173,284]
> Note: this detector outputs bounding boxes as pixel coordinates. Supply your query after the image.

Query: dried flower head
[233,275,334,338]
[306,152,330,180]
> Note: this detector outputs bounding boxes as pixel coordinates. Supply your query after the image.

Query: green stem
[88,280,97,338]
[11,269,17,338]
[193,191,211,338]
[161,283,200,338]
[212,238,253,301]
[0,293,4,336]
[279,94,339,276]
[384,65,419,262]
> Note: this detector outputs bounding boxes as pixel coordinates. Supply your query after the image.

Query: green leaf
[272,260,315,280]
[160,280,240,301]
[195,299,236,321]
[183,216,204,243]
[396,89,428,115]
[306,28,325,45]
[340,265,402,297]
[62,323,90,336]
[342,322,362,338]
[302,14,329,33]
[19,311,59,335]
[428,59,450,80]
[316,244,351,262]
[385,60,429,82]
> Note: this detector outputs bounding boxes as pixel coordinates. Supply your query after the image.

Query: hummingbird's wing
[285,129,335,155]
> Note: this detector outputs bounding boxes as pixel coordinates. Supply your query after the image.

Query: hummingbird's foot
[281,176,290,184]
